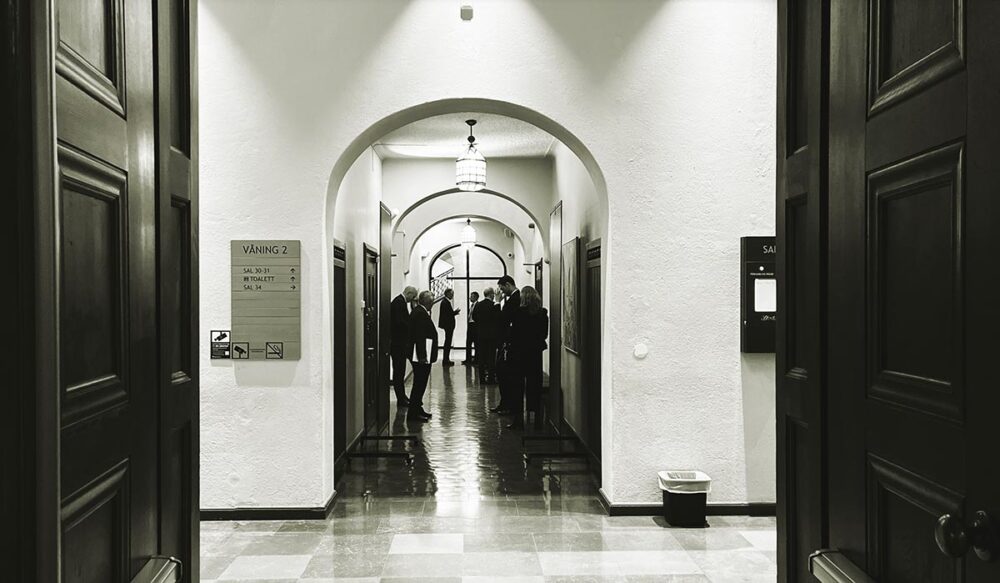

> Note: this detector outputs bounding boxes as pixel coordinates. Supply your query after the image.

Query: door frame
[3,0,60,579]
[378,204,392,431]
[584,238,603,475]
[547,202,563,433]
[332,241,348,483]
[362,243,380,433]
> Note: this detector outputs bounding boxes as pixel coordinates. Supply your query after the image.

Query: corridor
[200,358,777,582]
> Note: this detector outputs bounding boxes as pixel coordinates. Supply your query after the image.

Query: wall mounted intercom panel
[741,236,776,353]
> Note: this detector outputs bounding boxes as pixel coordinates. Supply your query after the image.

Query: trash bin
[658,470,711,527]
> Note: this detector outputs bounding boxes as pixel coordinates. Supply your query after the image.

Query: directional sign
[231,240,301,360]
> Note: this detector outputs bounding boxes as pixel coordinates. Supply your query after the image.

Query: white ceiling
[373,112,556,159]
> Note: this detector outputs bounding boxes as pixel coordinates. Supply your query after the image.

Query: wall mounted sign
[740,236,776,353]
[231,240,301,360]
[561,237,580,354]
[210,330,231,359]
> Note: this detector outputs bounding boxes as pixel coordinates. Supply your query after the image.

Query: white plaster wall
[199,0,777,507]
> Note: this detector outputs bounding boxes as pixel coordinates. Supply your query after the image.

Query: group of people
[390,276,549,429]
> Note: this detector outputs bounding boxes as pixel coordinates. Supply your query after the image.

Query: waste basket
[658,470,711,527]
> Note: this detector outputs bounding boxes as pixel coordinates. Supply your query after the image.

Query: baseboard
[201,489,339,522]
[597,489,775,517]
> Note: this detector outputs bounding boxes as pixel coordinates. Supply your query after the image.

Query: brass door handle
[935,511,998,562]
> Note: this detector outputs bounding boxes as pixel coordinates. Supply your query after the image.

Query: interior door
[333,244,348,481]
[584,240,602,472]
[826,1,1000,581]
[776,0,827,581]
[363,245,379,432]
[53,0,193,579]
[378,204,392,430]
[547,203,563,431]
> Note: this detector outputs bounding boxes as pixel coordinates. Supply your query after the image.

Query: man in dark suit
[492,276,521,413]
[408,290,438,421]
[463,291,479,366]
[472,287,501,384]
[390,286,417,406]
[438,288,460,366]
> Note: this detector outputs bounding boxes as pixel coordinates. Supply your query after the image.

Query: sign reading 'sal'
[231,240,301,360]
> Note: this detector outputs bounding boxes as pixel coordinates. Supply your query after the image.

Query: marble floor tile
[215,554,311,580]
[463,532,538,553]
[390,533,465,554]
[464,577,545,583]
[381,553,466,578]
[199,555,235,579]
[300,553,387,579]
[537,551,702,577]
[687,549,777,582]
[738,529,777,551]
[672,529,757,552]
[460,551,544,576]
[239,532,323,555]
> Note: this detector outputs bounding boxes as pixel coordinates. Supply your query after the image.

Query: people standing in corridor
[390,286,417,406]
[473,287,501,384]
[491,276,521,415]
[509,286,548,430]
[408,290,437,422]
[464,291,479,366]
[438,288,460,366]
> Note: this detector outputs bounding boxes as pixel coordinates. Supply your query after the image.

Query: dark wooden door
[363,245,379,432]
[333,244,348,482]
[378,204,393,430]
[547,203,563,431]
[534,260,543,298]
[825,1,1000,581]
[772,0,828,582]
[584,240,602,472]
[155,0,198,580]
[776,0,827,581]
[52,0,197,579]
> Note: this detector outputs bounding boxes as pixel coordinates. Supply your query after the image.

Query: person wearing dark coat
[472,287,501,384]
[508,285,548,429]
[390,286,418,405]
[463,291,480,365]
[437,288,460,366]
[491,275,521,414]
[408,290,438,422]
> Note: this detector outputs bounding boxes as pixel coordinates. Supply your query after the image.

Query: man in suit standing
[390,286,417,406]
[492,276,521,413]
[408,290,438,422]
[463,291,480,366]
[473,287,501,384]
[438,288,460,366]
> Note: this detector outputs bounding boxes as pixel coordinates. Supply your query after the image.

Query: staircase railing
[430,267,454,302]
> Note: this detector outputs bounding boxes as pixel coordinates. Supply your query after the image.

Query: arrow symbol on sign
[290,268,296,273]
[290,276,296,281]
[291,285,296,290]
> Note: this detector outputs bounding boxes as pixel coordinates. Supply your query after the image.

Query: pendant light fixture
[456,119,486,191]
[461,218,477,251]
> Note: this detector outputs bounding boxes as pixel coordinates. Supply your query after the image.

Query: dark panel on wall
[167,0,191,153]
[867,143,963,420]
[59,145,129,426]
[784,194,808,376]
[333,246,348,482]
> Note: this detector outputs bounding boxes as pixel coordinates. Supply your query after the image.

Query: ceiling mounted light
[456,119,486,192]
[461,218,477,251]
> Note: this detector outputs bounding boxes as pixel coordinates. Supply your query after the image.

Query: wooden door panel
[61,461,129,583]
[867,143,964,421]
[55,0,126,115]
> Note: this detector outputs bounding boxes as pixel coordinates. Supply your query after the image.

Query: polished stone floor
[201,353,777,582]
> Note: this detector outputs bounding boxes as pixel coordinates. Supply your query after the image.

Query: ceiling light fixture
[456,119,486,192]
[461,218,477,251]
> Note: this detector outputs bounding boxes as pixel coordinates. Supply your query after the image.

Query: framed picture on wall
[562,237,580,354]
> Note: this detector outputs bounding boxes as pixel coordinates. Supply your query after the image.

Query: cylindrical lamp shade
[456,145,486,191]
[461,219,476,250]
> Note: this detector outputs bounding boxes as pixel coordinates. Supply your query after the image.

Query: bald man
[390,286,418,405]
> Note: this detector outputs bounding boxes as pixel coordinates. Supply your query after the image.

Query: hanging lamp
[461,218,477,250]
[456,119,486,191]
